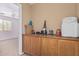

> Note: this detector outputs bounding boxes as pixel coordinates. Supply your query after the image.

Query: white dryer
[61,17,79,37]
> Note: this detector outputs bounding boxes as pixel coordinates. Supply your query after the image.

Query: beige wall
[77,4,79,17]
[22,3,31,34]
[31,3,77,34]
[22,3,79,34]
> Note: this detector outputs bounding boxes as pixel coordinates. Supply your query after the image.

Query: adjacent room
[0,3,21,56]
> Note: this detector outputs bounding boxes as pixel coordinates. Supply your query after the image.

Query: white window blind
[0,19,3,31]
[0,19,12,31]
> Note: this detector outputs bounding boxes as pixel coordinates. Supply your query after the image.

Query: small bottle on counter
[56,29,61,37]
[42,20,47,35]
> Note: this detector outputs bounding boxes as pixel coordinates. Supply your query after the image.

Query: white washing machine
[61,17,79,37]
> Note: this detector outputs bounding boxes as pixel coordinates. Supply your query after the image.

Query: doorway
[0,3,22,56]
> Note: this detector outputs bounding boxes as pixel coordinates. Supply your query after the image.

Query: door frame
[16,3,23,55]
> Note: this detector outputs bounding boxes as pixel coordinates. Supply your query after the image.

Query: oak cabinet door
[31,36,41,56]
[41,37,48,56]
[76,42,79,56]
[23,36,31,54]
[47,39,58,56]
[58,40,77,56]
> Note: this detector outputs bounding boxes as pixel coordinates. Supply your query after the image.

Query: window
[0,19,3,31]
[0,19,12,31]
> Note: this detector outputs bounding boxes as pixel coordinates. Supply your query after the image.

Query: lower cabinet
[23,35,79,56]
[23,35,41,56]
[47,39,58,56]
[76,42,79,56]
[41,38,48,56]
[58,40,77,56]
[31,36,41,56]
[41,38,58,56]
[23,35,31,54]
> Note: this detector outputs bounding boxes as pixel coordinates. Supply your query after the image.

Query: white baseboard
[0,37,18,41]
[19,52,24,56]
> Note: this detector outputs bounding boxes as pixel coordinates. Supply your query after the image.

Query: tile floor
[0,38,19,56]
[0,38,30,56]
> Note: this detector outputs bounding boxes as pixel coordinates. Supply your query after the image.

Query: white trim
[19,52,24,56]
[0,37,18,41]
[18,4,22,55]
[14,3,21,7]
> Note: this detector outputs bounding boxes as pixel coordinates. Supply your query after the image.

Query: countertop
[23,34,79,41]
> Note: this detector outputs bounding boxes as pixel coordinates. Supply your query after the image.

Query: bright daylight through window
[0,19,12,31]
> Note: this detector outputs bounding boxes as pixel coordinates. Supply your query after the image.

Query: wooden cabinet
[58,40,77,56]
[23,36,31,54]
[47,39,58,56]
[31,36,41,56]
[41,38,58,56]
[41,38,48,56]
[23,35,41,56]
[23,35,79,56]
[76,42,79,56]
